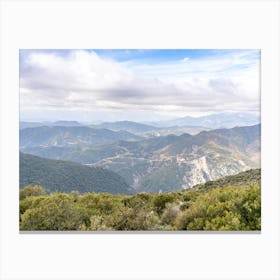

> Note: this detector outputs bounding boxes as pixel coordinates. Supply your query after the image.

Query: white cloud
[20,49,260,121]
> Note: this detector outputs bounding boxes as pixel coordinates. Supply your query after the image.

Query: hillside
[97,124,260,192]
[20,153,134,194]
[19,169,261,231]
[193,168,261,191]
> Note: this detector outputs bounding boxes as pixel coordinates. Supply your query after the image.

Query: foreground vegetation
[19,169,261,231]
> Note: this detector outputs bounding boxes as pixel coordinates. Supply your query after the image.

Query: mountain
[20,120,82,129]
[192,168,261,191]
[52,120,82,127]
[151,112,260,129]
[20,153,134,194]
[22,124,260,193]
[20,126,143,149]
[20,120,210,136]
[91,121,211,137]
[20,121,45,129]
[89,124,260,192]
[92,121,158,134]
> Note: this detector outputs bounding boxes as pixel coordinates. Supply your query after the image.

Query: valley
[19,115,261,194]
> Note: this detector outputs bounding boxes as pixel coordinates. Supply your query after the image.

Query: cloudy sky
[20,49,260,122]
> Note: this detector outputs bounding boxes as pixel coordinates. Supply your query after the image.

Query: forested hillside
[20,169,261,231]
[20,153,134,194]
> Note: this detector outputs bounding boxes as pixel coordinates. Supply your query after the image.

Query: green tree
[175,185,260,231]
[20,193,83,230]
[153,193,177,215]
[20,185,47,200]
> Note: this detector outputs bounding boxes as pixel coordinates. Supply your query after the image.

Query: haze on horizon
[20,49,260,123]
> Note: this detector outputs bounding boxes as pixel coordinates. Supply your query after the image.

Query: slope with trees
[20,169,261,231]
[20,153,134,194]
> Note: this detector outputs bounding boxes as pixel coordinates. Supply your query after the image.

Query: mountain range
[20,120,83,129]
[148,112,260,128]
[20,126,143,149]
[87,124,260,192]
[20,112,259,133]
[20,122,261,193]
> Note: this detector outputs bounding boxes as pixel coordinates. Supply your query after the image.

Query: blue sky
[20,49,260,122]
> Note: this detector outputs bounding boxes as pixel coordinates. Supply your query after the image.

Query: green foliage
[153,193,178,214]
[161,203,180,227]
[20,153,134,194]
[175,185,260,230]
[20,185,47,200]
[20,193,84,230]
[20,170,261,231]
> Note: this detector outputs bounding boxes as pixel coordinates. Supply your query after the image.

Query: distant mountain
[20,126,143,149]
[52,120,82,127]
[20,120,83,129]
[20,120,210,136]
[20,121,45,129]
[20,153,134,194]
[93,121,157,134]
[92,121,211,137]
[22,124,260,193]
[151,113,260,129]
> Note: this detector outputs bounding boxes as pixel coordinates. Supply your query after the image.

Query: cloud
[20,49,260,120]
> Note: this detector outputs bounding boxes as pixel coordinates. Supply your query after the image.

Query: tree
[175,185,260,230]
[153,193,177,215]
[20,185,47,200]
[20,193,83,230]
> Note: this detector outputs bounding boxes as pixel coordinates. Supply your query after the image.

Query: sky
[20,49,260,123]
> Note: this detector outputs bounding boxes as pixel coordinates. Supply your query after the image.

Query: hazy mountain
[21,124,260,193]
[20,126,143,149]
[92,121,157,134]
[52,120,82,126]
[92,121,211,137]
[20,120,210,136]
[150,113,260,129]
[20,120,83,129]
[20,153,134,194]
[20,121,45,129]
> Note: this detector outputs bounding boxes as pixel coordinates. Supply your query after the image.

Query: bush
[175,185,260,230]
[19,179,261,231]
[20,185,47,200]
[20,193,83,230]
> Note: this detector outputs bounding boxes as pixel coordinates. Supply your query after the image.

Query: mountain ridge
[150,112,260,129]
[20,153,134,194]
[20,126,143,149]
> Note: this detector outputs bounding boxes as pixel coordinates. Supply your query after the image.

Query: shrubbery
[19,182,261,231]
